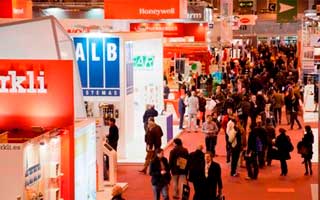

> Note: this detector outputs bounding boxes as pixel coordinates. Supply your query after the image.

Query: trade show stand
[0,128,68,200]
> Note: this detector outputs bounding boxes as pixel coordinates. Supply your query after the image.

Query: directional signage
[277,0,297,23]
[268,3,276,12]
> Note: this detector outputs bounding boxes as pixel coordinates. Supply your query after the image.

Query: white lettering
[187,13,202,19]
[0,76,9,93]
[75,43,85,61]
[0,70,47,94]
[13,8,24,15]
[91,43,100,61]
[37,71,47,93]
[107,43,117,61]
[139,8,175,16]
[8,71,26,93]
[26,71,36,93]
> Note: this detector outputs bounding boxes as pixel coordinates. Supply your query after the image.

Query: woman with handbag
[301,125,314,175]
[274,128,293,176]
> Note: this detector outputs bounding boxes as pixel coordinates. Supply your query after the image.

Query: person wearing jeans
[149,149,171,200]
[169,139,189,199]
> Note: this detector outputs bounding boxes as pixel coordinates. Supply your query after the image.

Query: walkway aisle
[118,120,318,200]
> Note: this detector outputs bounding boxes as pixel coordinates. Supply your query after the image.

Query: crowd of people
[138,43,316,200]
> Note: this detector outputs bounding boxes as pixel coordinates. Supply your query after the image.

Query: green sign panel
[133,56,155,69]
[277,0,297,23]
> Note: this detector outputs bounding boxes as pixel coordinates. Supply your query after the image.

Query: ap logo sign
[73,36,120,96]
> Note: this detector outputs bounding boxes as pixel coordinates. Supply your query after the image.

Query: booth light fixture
[199,23,203,26]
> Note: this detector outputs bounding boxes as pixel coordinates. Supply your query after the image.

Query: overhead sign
[187,5,205,21]
[133,55,155,69]
[277,0,297,23]
[239,1,253,8]
[0,0,32,18]
[237,15,257,25]
[130,23,207,41]
[268,3,276,11]
[0,59,74,130]
[73,36,120,97]
[104,0,181,19]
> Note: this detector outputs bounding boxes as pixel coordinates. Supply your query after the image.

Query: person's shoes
[231,173,239,177]
[304,172,309,176]
[138,169,146,174]
[310,170,313,175]
[245,176,252,180]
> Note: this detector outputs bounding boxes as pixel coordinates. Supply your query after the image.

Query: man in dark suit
[107,118,119,151]
[178,94,186,130]
[203,152,223,200]
[187,145,205,200]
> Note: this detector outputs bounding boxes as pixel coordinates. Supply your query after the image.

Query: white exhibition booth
[71,31,173,162]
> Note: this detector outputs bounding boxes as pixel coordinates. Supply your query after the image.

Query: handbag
[181,181,190,200]
[176,157,188,170]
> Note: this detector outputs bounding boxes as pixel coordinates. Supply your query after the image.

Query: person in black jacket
[178,94,186,130]
[289,93,302,130]
[169,138,189,199]
[149,148,171,200]
[107,118,119,151]
[187,145,205,200]
[202,152,223,200]
[143,104,159,132]
[245,125,259,180]
[301,125,314,175]
[275,128,292,176]
[140,117,163,174]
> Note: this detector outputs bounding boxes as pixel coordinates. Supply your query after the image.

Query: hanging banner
[104,0,181,19]
[0,0,13,18]
[277,0,297,23]
[0,59,74,130]
[73,36,120,97]
[130,23,206,42]
[187,5,205,21]
[0,0,32,18]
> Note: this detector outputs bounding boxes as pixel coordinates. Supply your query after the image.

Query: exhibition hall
[0,0,319,200]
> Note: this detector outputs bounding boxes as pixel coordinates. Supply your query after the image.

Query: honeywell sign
[104,0,183,19]
[139,8,176,16]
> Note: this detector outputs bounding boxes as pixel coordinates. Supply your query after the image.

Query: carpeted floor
[117,115,318,200]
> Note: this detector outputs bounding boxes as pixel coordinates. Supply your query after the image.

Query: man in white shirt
[186,91,199,132]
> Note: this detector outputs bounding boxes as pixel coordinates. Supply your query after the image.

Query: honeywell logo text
[139,8,175,16]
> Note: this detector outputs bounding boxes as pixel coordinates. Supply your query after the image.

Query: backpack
[256,136,263,152]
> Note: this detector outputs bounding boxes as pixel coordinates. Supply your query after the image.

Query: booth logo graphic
[73,36,120,97]
[133,55,155,69]
[0,70,47,94]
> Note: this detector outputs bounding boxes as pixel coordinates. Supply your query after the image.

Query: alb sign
[73,36,120,97]
[0,70,46,93]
